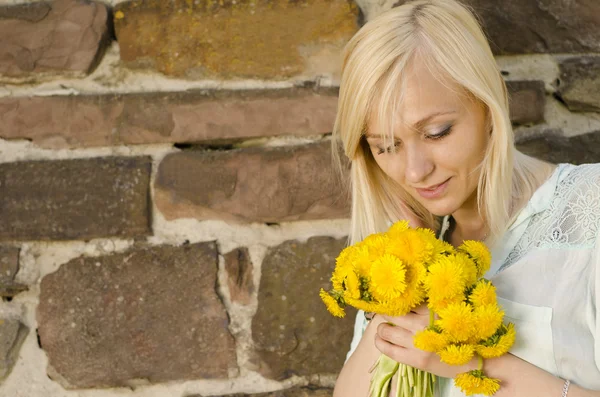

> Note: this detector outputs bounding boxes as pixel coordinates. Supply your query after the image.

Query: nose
[402,142,434,184]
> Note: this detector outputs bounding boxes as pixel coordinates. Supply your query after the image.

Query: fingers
[376,322,414,348]
[381,312,428,334]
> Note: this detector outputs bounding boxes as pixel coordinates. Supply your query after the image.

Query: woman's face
[365,62,489,217]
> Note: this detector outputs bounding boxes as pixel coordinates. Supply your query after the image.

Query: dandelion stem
[429,308,435,326]
[478,354,484,371]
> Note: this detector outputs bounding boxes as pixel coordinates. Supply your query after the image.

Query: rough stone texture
[252,237,355,380]
[37,242,237,389]
[390,0,600,54]
[0,246,27,298]
[114,0,358,79]
[0,0,111,77]
[224,248,254,305]
[0,88,338,149]
[517,130,600,165]
[189,387,333,397]
[154,142,349,223]
[506,80,545,126]
[556,56,600,112]
[0,157,151,241]
[0,319,29,381]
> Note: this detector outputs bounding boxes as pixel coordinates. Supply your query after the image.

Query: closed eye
[425,124,453,140]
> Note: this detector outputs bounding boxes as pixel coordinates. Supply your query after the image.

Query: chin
[420,200,460,218]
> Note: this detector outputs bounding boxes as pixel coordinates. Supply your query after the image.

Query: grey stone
[517,130,600,165]
[37,241,237,388]
[0,157,152,241]
[252,237,356,380]
[0,319,29,381]
[556,56,600,112]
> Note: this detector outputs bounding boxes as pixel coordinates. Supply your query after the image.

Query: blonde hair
[332,0,548,245]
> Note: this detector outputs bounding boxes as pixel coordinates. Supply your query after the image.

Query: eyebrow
[365,110,458,138]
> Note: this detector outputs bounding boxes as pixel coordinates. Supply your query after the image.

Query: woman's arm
[374,311,600,397]
[333,315,383,397]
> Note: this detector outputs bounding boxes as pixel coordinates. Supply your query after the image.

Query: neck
[449,194,488,246]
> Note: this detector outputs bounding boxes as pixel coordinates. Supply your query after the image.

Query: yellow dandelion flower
[386,260,427,315]
[439,344,475,366]
[476,323,516,358]
[320,289,345,318]
[430,238,455,260]
[455,252,478,287]
[344,296,382,314]
[386,229,434,266]
[459,240,491,278]
[388,220,410,235]
[469,279,497,308]
[351,245,373,278]
[436,302,476,342]
[332,246,357,290]
[455,370,500,396]
[363,233,390,258]
[369,254,407,302]
[343,270,361,300]
[428,293,465,313]
[472,304,504,341]
[414,328,449,352]
[425,255,467,305]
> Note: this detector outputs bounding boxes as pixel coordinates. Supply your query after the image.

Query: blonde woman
[332,0,600,396]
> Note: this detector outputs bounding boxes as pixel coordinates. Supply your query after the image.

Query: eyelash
[375,125,453,155]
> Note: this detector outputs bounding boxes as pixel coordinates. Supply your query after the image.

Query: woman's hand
[373,304,478,378]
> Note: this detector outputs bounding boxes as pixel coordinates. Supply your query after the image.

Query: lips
[415,178,450,199]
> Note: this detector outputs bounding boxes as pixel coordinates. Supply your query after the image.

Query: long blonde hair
[332,0,547,245]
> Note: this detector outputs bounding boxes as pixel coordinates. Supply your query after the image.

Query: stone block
[37,241,237,388]
[0,0,111,77]
[154,142,349,223]
[0,88,338,149]
[0,157,151,241]
[251,237,355,380]
[114,0,358,79]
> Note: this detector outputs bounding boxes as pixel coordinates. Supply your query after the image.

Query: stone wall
[1,0,599,396]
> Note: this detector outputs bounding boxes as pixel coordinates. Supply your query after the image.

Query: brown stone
[0,88,338,149]
[517,130,600,165]
[0,246,27,298]
[252,237,356,380]
[154,142,349,223]
[0,319,29,381]
[506,81,545,126]
[0,157,151,241]
[37,242,237,388]
[391,0,600,54]
[556,56,600,112]
[0,0,111,77]
[114,0,358,79]
[224,248,254,305]
[189,387,333,397]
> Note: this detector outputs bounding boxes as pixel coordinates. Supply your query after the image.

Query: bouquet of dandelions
[320,220,516,397]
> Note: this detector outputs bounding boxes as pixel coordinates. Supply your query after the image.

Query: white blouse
[346,163,600,395]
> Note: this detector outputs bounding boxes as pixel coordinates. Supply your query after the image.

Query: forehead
[368,57,467,131]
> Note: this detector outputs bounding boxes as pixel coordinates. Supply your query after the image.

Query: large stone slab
[0,0,111,77]
[154,142,349,223]
[517,130,600,165]
[0,88,338,149]
[391,0,600,54]
[0,319,29,381]
[252,237,356,380]
[0,157,151,241]
[37,242,237,389]
[556,56,600,112]
[113,0,358,79]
